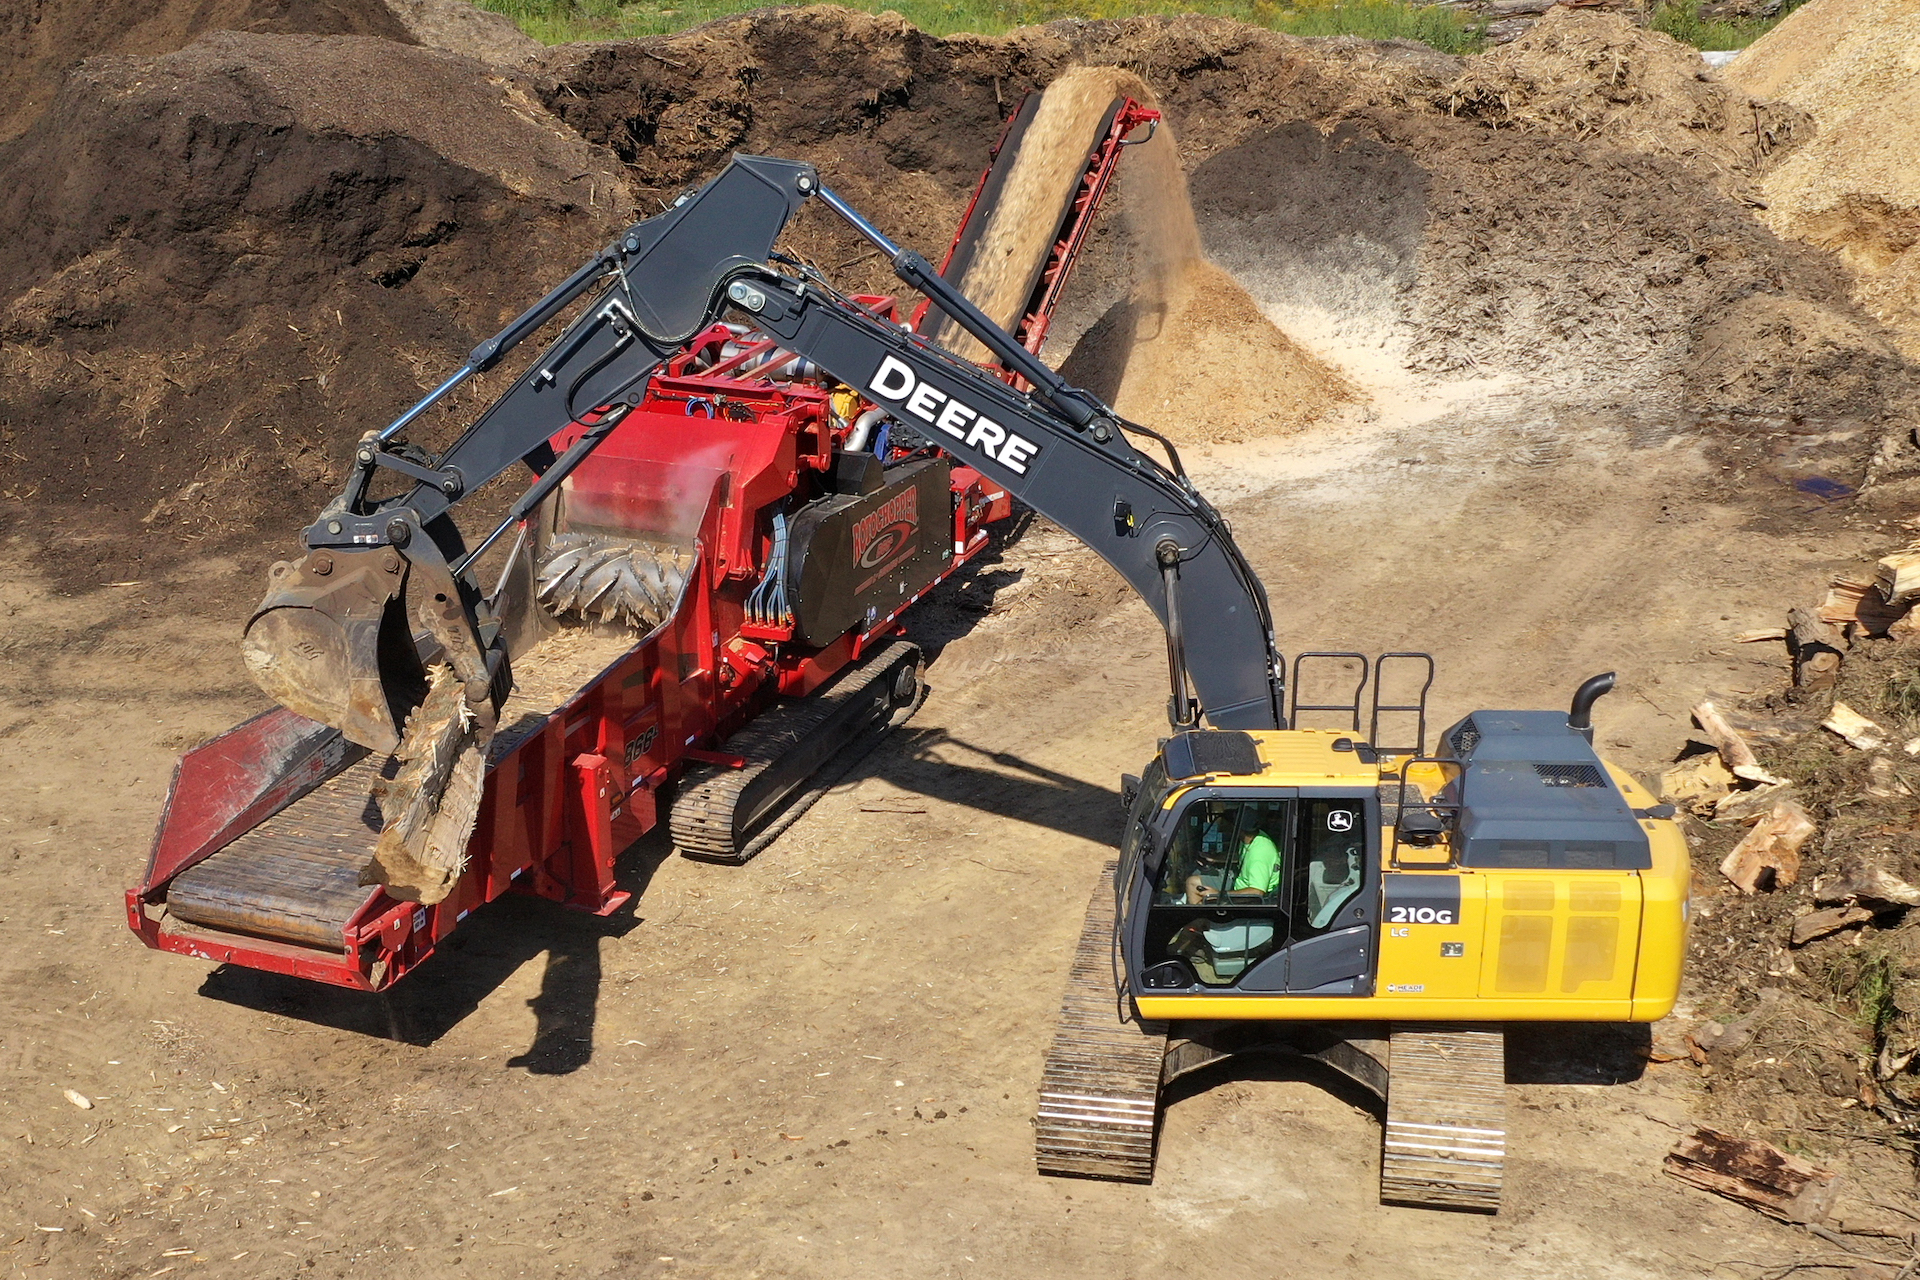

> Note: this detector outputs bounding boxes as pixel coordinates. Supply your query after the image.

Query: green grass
[476,0,1486,52]
[1826,943,1903,1047]
[1648,0,1800,50]
[1885,664,1920,720]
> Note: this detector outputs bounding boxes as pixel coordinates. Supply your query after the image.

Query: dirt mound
[0,31,630,584]
[0,0,413,142]
[382,0,540,66]
[539,9,1903,415]
[1064,259,1354,444]
[5,4,1916,589]
[916,59,1351,442]
[1685,294,1910,429]
[1763,104,1920,276]
[1723,0,1920,124]
[1059,121,1353,443]
[1442,8,1807,190]
[1725,0,1920,358]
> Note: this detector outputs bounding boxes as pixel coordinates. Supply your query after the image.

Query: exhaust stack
[1567,671,1616,743]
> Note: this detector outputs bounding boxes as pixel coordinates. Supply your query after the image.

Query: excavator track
[670,640,924,865]
[1380,1022,1507,1212]
[1035,863,1169,1182]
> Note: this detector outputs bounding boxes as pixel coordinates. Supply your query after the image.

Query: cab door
[1260,795,1376,994]
[1132,788,1378,996]
[1138,793,1296,988]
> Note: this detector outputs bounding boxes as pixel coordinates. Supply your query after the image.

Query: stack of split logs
[1661,542,1920,934]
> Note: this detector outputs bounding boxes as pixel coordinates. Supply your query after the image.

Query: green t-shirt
[1231,832,1280,896]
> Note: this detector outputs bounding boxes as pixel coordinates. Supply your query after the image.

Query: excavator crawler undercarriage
[1036,866,1510,1210]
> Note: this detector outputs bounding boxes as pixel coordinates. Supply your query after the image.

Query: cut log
[1867,756,1911,799]
[1823,702,1888,750]
[1716,708,1817,748]
[1719,799,1814,893]
[1713,781,1794,823]
[1661,754,1735,811]
[1812,858,1920,910]
[1691,701,1789,786]
[1875,549,1920,610]
[363,664,491,905]
[1789,905,1875,947]
[1788,607,1845,690]
[1664,1127,1838,1224]
[1819,574,1908,637]
[1702,989,1783,1067]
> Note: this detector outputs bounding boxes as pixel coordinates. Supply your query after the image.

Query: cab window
[1146,799,1291,986]
[1294,799,1366,935]
[1119,759,1172,931]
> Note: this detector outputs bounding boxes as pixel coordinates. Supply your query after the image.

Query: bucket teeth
[535,532,688,632]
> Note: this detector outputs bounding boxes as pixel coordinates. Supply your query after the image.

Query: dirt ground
[6,2,1920,1276]
[2,333,1911,1278]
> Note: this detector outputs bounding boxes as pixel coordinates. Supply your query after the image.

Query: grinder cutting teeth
[535,532,692,631]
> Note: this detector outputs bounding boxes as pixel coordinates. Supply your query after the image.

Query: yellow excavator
[1036,659,1687,1210]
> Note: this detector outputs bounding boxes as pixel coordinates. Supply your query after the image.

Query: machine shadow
[197,824,677,1066]
[1160,1052,1387,1121]
[1504,1022,1651,1085]
[903,507,1037,659]
[861,726,1124,845]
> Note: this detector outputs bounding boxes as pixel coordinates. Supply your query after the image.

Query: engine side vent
[1533,763,1606,788]
[1492,840,1550,866]
[1448,717,1481,758]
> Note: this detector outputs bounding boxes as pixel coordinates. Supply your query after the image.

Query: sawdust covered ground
[1725,0,1920,360]
[1,379,1907,1279]
[1058,115,1355,445]
[3,5,1920,1276]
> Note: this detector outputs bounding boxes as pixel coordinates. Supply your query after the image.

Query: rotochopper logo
[852,487,918,572]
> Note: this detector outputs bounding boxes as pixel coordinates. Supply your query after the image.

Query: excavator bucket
[240,547,428,755]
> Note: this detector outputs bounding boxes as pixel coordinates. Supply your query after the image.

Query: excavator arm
[242,154,1286,769]
[736,248,1285,731]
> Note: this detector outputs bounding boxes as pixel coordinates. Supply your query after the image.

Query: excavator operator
[1180,805,1281,905]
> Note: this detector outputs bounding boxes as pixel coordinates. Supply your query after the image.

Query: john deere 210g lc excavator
[131,112,1686,1212]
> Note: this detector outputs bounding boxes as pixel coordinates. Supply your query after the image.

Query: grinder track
[670,640,924,865]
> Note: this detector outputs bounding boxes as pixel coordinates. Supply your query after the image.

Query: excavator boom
[241,154,1286,759]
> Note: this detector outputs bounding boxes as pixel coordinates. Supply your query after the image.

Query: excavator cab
[1128,766,1378,994]
[1115,671,1689,1018]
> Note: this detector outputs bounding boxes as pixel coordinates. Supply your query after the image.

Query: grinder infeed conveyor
[161,630,640,953]
[165,755,385,948]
